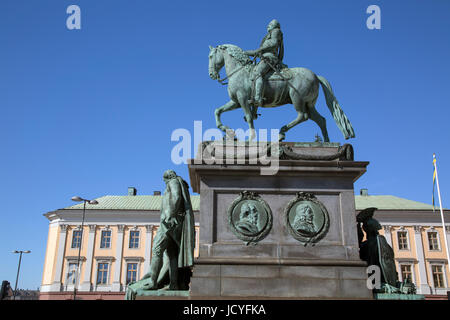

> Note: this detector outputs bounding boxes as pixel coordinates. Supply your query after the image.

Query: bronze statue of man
[244,19,284,108]
[125,170,195,299]
[357,208,399,292]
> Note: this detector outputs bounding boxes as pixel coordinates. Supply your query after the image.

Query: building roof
[355,195,436,211]
[62,194,438,212]
[64,195,201,211]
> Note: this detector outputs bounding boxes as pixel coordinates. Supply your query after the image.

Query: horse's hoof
[225,129,236,140]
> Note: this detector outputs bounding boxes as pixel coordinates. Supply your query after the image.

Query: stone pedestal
[187,142,372,299]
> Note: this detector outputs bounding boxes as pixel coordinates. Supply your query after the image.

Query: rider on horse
[244,19,285,114]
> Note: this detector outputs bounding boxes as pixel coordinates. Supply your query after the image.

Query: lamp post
[71,196,98,300]
[12,250,31,300]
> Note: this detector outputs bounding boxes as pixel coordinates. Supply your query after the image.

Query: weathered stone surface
[189,277,220,297]
[220,265,281,278]
[190,265,221,278]
[220,277,340,298]
[189,263,371,299]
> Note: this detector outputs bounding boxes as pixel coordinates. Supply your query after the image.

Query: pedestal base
[190,260,372,299]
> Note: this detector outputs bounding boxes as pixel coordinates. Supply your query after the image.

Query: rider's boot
[252,77,265,107]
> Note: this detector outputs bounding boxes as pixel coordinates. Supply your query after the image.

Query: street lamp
[12,250,31,300]
[71,196,98,300]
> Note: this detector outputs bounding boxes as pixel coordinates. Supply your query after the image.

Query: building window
[96,263,109,285]
[126,263,138,284]
[194,229,197,249]
[397,231,409,250]
[71,230,82,248]
[67,263,78,285]
[100,230,112,248]
[428,231,440,251]
[129,231,140,249]
[431,265,445,288]
[400,264,413,282]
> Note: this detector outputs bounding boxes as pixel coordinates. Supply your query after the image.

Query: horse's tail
[317,75,355,140]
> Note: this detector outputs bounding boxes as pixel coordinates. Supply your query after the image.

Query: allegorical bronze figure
[125,170,195,299]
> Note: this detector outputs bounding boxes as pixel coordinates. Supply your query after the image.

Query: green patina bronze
[357,208,424,299]
[228,191,273,245]
[284,192,330,246]
[209,19,355,142]
[125,170,195,300]
[357,207,398,292]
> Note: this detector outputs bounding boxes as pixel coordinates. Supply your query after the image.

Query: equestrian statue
[208,19,355,142]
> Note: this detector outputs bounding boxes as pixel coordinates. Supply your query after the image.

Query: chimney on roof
[360,188,368,196]
[128,187,137,196]
[153,191,161,196]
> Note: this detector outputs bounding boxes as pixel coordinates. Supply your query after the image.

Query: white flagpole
[433,153,450,270]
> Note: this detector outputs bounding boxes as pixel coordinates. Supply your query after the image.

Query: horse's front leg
[237,94,256,141]
[215,100,239,136]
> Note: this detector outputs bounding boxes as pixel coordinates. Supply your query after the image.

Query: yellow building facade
[40,191,200,300]
[40,190,449,299]
[357,192,450,297]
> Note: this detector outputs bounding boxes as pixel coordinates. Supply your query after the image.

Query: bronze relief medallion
[228,191,272,245]
[285,192,330,246]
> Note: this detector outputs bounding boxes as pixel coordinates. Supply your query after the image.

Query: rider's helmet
[267,19,280,31]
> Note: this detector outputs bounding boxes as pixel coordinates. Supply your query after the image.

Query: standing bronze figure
[125,170,195,299]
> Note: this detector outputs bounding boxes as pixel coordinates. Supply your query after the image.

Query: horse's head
[209,45,224,80]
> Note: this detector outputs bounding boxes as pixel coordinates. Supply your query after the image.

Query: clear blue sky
[1,0,449,290]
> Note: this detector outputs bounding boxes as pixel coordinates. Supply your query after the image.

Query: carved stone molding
[383,225,392,233]
[65,256,86,262]
[88,225,97,232]
[145,225,153,232]
[445,226,450,233]
[124,256,145,262]
[413,225,423,234]
[94,256,115,262]
[60,224,68,232]
[279,143,354,161]
[117,225,125,232]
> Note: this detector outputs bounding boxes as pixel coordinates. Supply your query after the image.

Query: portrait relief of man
[292,203,317,236]
[235,202,260,235]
